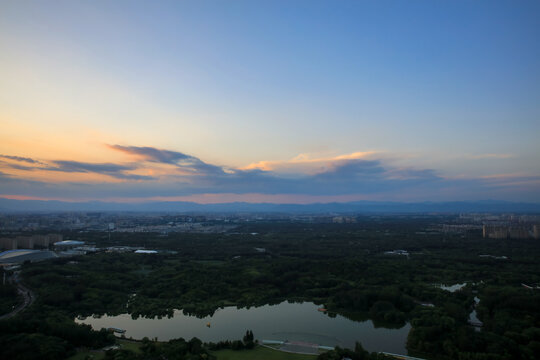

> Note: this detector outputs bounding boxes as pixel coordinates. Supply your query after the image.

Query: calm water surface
[76,302,410,354]
[438,283,467,292]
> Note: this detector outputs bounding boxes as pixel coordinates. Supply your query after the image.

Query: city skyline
[1,1,539,203]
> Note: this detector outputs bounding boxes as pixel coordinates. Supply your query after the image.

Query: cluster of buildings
[332,216,357,224]
[0,212,242,233]
[441,224,483,234]
[0,238,161,268]
[0,237,83,267]
[482,225,539,239]
[0,234,63,250]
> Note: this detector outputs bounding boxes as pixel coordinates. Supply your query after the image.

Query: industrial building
[53,240,85,249]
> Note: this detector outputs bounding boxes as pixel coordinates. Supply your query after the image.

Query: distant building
[483,225,531,239]
[332,216,357,224]
[443,224,482,233]
[508,227,529,239]
[107,246,138,253]
[134,249,158,254]
[54,240,85,249]
[0,238,17,250]
[483,225,507,239]
[0,234,62,250]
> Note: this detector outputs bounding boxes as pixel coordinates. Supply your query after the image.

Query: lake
[76,301,411,354]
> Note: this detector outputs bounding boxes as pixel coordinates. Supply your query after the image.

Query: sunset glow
[1,1,539,204]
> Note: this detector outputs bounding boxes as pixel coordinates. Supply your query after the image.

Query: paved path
[279,341,320,355]
[0,273,35,320]
[379,352,426,360]
[260,344,319,356]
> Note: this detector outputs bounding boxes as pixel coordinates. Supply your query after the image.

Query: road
[0,272,35,321]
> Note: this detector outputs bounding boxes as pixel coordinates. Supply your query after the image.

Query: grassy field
[212,345,317,360]
[69,343,315,360]
[68,339,143,360]
[117,339,143,353]
[67,350,104,360]
[116,339,142,354]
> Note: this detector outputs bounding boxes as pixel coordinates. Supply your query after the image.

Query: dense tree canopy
[1,217,539,359]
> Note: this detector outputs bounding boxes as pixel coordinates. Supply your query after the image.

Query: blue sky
[0,1,539,203]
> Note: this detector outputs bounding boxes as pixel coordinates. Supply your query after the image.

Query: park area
[68,342,317,360]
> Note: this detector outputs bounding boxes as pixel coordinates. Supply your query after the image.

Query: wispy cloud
[106,173,157,181]
[0,160,37,171]
[384,168,440,180]
[108,144,225,175]
[0,170,11,179]
[0,153,158,181]
[46,160,156,180]
[465,153,515,160]
[0,146,538,202]
[48,161,135,173]
[108,145,196,164]
[0,154,45,165]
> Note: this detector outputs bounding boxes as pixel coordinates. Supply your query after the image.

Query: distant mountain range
[0,198,539,213]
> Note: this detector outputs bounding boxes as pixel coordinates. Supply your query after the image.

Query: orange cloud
[242,151,378,173]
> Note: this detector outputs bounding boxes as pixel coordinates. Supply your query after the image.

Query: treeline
[206,330,255,350]
[0,311,114,360]
[104,337,213,360]
[103,331,256,360]
[317,342,393,360]
[0,281,20,314]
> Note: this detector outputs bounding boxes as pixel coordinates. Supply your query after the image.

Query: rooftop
[54,240,85,246]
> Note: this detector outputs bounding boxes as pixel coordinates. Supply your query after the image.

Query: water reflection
[76,301,410,354]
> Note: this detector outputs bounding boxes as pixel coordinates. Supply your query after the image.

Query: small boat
[206,322,211,327]
[318,308,328,312]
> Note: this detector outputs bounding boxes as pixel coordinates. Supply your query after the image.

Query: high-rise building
[0,234,62,250]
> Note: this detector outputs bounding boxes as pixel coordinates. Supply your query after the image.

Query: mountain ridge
[1,198,539,213]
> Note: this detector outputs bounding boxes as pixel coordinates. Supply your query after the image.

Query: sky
[0,0,539,204]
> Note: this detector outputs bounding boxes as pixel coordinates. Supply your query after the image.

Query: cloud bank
[0,145,538,203]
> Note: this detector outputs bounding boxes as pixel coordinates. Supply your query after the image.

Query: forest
[1,216,539,359]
